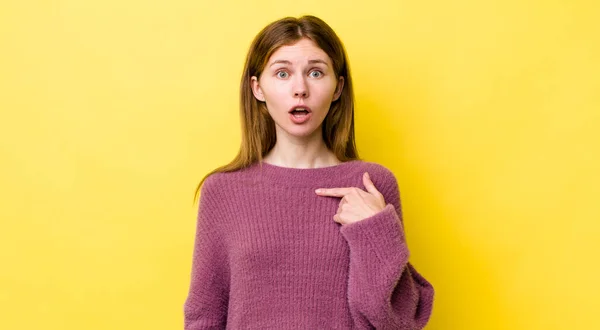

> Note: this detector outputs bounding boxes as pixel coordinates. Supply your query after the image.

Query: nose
[293,76,308,98]
[294,90,307,98]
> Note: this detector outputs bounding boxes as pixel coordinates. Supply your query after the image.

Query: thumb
[363,172,381,196]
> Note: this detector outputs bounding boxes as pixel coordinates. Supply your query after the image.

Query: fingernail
[315,189,322,194]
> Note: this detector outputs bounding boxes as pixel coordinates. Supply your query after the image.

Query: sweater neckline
[252,159,363,187]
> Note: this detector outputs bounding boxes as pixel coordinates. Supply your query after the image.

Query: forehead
[267,38,331,66]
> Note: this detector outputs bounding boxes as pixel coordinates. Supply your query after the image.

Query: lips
[288,105,312,113]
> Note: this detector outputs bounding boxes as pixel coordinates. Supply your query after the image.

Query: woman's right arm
[184,176,229,329]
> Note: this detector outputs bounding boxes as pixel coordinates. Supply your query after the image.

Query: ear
[251,76,265,102]
[332,76,345,102]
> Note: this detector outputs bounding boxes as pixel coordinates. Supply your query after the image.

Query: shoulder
[355,160,402,208]
[354,160,399,187]
[199,171,233,195]
[195,171,237,224]
[196,172,222,207]
[197,171,236,204]
[199,165,257,199]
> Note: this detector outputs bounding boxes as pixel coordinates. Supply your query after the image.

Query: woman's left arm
[339,203,434,330]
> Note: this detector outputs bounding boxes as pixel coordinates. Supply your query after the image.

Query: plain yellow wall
[1,0,599,329]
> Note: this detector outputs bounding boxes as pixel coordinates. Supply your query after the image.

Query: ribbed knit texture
[184,160,434,329]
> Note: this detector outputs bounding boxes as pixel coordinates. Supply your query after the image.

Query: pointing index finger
[315,187,353,197]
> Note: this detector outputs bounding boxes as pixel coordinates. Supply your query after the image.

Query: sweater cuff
[339,204,409,263]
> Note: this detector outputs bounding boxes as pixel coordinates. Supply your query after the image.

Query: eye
[309,70,323,78]
[276,71,289,79]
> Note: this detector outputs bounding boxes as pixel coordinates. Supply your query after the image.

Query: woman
[184,15,434,329]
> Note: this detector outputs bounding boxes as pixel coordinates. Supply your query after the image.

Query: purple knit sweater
[184,160,434,329]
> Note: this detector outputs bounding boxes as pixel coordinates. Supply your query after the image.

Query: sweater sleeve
[183,175,229,329]
[339,168,434,330]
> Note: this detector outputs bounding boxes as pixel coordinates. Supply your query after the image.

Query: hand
[315,172,386,225]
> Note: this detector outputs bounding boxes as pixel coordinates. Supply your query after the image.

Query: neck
[262,130,340,169]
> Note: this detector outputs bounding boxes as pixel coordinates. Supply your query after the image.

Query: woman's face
[251,38,344,139]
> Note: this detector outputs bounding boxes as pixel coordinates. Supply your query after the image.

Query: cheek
[314,83,337,102]
[261,82,286,100]
[315,77,337,93]
[261,87,287,114]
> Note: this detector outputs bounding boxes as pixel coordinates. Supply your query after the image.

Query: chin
[288,126,322,139]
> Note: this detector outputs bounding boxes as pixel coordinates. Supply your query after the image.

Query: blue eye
[310,70,323,78]
[276,71,288,78]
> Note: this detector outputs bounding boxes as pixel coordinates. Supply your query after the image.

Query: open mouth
[290,109,310,117]
[288,105,312,124]
[288,105,312,116]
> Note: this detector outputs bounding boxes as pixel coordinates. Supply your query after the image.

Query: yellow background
[1,0,598,329]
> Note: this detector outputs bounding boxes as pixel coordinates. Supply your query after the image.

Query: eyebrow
[269,59,329,67]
